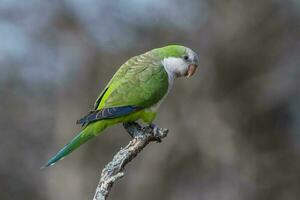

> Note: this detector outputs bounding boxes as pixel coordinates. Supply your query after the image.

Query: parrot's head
[158,45,199,78]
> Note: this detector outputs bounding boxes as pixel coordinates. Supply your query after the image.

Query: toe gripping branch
[123,122,167,142]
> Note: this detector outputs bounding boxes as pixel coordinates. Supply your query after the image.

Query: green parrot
[45,45,199,167]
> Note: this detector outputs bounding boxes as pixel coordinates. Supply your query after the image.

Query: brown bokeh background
[1,0,300,199]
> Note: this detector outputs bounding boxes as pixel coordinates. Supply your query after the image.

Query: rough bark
[92,122,169,200]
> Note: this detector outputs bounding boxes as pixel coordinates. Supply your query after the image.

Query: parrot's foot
[150,123,162,142]
[123,122,139,138]
[123,122,168,142]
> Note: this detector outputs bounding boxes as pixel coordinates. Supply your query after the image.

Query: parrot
[44,45,199,167]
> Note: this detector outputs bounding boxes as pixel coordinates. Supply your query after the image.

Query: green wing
[79,52,169,125]
[98,52,169,109]
[93,59,130,110]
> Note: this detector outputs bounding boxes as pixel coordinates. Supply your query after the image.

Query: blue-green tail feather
[44,130,94,168]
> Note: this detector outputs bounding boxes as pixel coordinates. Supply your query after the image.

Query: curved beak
[187,64,197,78]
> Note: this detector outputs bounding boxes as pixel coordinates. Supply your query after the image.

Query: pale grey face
[184,48,199,66]
[163,47,199,78]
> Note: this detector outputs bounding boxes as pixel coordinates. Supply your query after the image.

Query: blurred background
[1,0,300,199]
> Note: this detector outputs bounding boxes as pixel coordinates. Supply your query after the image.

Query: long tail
[43,123,105,168]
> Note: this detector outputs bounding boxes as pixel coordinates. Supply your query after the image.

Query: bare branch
[92,122,169,200]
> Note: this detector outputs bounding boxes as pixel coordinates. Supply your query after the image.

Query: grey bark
[92,122,169,200]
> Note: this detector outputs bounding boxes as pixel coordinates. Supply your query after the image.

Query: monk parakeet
[45,45,199,167]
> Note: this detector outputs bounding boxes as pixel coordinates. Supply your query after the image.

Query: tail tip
[41,156,65,169]
[40,162,54,170]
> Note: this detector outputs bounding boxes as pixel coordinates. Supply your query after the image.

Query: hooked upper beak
[187,64,198,77]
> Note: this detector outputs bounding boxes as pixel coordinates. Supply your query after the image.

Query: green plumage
[96,50,169,109]
[45,45,187,167]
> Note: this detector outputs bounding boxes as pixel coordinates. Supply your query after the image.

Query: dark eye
[183,55,189,60]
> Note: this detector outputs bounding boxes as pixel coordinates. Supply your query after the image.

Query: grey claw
[150,124,161,142]
[150,123,156,129]
[153,127,159,137]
